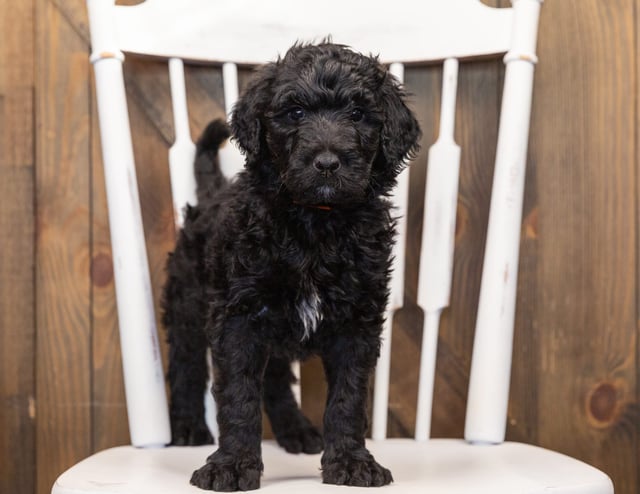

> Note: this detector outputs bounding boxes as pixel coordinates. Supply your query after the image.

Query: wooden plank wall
[0,2,36,494]
[0,1,638,493]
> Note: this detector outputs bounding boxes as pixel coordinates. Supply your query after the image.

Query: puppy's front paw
[322,448,393,487]
[276,423,323,454]
[170,417,213,446]
[190,451,262,492]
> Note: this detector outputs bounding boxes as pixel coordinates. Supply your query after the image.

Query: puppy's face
[265,66,382,206]
[231,43,420,205]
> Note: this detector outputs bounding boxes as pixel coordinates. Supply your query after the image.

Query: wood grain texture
[0,0,34,169]
[35,1,93,493]
[0,1,636,494]
[0,169,36,494]
[531,2,637,493]
[0,87,34,169]
[0,1,34,88]
[636,2,640,492]
[637,2,640,492]
[0,174,35,492]
[0,1,36,494]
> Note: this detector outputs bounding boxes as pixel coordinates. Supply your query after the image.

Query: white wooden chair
[53,1,614,493]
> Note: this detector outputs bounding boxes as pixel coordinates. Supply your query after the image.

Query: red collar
[293,201,332,211]
[308,204,332,211]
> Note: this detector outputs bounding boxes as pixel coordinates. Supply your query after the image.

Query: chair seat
[53,439,613,494]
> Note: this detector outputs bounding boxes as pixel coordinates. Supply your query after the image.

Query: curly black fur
[163,42,420,491]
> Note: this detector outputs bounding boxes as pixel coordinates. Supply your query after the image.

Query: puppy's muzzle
[313,151,341,175]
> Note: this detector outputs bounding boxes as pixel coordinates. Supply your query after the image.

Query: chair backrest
[87,0,542,448]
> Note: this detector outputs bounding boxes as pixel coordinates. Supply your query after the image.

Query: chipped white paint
[86,0,170,448]
[111,0,514,64]
[464,0,543,445]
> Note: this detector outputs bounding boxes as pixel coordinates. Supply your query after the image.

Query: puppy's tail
[194,119,231,204]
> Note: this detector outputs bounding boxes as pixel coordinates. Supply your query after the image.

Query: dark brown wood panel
[0,2,36,493]
[637,2,640,492]
[35,1,93,492]
[0,169,36,494]
[531,2,637,493]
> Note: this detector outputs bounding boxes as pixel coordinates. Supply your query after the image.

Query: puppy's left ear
[378,72,421,176]
[230,63,277,162]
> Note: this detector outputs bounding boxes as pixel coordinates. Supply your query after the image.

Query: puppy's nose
[313,151,341,173]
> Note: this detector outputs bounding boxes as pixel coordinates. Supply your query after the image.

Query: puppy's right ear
[230,63,277,161]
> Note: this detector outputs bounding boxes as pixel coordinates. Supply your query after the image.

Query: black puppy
[163,42,420,491]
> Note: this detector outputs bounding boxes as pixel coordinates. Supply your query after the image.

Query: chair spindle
[415,58,461,441]
[219,62,246,179]
[465,0,542,445]
[87,0,171,448]
[168,58,197,228]
[371,62,409,441]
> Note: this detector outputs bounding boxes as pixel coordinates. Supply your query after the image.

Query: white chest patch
[296,284,323,340]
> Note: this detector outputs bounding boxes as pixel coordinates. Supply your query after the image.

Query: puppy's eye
[350,108,364,122]
[287,107,305,122]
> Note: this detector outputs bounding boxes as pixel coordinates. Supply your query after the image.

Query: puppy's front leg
[320,335,393,487]
[191,315,267,492]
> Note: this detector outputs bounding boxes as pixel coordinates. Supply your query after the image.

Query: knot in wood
[586,381,620,428]
[91,253,113,288]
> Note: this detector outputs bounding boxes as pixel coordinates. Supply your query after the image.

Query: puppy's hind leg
[263,356,323,454]
[163,242,213,446]
[166,324,212,445]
